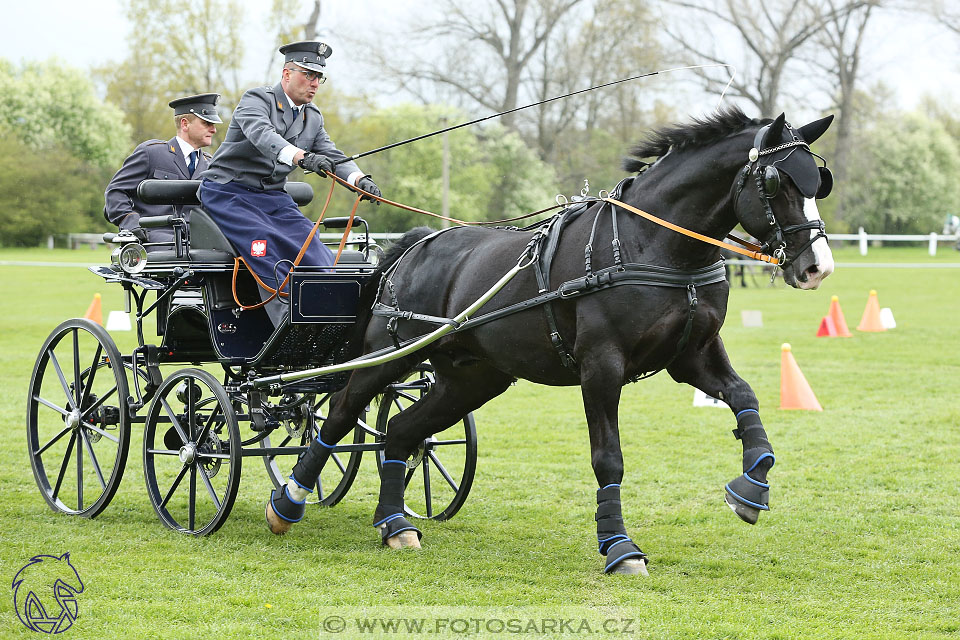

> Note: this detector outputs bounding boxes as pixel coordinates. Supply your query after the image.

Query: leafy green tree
[297,101,558,232]
[0,59,130,168]
[97,0,245,143]
[842,111,960,234]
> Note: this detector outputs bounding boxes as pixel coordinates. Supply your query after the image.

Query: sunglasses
[289,68,326,84]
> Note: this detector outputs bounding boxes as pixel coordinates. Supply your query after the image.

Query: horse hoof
[609,558,649,576]
[725,493,760,525]
[383,529,422,550]
[265,500,293,535]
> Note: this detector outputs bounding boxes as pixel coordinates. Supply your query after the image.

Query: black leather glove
[357,175,381,204]
[298,152,334,176]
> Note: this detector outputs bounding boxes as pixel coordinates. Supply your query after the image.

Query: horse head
[733,112,835,289]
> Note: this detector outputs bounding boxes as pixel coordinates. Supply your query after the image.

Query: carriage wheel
[143,369,241,535]
[27,319,131,518]
[261,393,368,507]
[375,364,477,521]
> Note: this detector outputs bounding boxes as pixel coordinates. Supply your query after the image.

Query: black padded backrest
[189,208,236,255]
[137,179,315,206]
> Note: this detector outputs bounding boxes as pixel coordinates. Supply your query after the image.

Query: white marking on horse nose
[803,198,834,286]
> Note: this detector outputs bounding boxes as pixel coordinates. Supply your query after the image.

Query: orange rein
[233,173,779,310]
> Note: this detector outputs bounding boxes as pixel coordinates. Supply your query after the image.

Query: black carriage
[26,180,477,535]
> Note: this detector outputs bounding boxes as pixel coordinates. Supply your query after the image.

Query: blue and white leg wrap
[373,460,422,545]
[289,433,335,495]
[268,485,306,524]
[596,484,646,572]
[726,409,776,512]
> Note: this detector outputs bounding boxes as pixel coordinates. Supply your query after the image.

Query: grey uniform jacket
[104,137,211,243]
[201,82,360,190]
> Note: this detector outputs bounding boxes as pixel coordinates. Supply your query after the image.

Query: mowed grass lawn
[1,244,959,639]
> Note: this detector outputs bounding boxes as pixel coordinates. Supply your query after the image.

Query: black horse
[267,108,835,575]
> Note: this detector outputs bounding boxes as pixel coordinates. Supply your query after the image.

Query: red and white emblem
[250,240,267,257]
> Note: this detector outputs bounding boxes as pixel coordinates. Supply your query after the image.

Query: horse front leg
[667,335,775,525]
[580,356,648,576]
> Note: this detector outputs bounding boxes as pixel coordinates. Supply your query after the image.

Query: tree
[299,100,558,232]
[0,59,130,168]
[662,0,870,117]
[371,0,587,130]
[806,0,881,223]
[842,110,960,233]
[98,0,246,143]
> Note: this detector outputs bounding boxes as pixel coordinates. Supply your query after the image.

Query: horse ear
[762,113,786,148]
[799,114,834,144]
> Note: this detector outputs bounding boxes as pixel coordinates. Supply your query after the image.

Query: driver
[199,41,381,322]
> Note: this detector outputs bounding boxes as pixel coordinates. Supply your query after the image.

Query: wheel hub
[179,443,197,465]
[65,409,81,431]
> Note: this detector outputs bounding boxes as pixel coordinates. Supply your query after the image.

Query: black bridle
[733,123,832,269]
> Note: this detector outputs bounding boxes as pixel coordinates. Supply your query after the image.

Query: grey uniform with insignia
[103,138,212,244]
[201,82,360,190]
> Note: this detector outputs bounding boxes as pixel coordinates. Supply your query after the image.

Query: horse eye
[762,165,780,198]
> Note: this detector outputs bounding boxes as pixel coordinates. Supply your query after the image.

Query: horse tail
[344,226,437,361]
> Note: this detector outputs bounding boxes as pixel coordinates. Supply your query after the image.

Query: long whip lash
[335,63,735,165]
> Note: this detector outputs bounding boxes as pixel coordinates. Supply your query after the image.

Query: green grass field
[1,244,959,639]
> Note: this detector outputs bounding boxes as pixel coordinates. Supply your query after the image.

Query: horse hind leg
[266,358,417,535]
[374,358,513,550]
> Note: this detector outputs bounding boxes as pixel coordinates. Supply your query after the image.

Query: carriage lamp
[111,243,148,274]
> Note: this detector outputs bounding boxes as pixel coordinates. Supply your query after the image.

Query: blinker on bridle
[736,122,833,269]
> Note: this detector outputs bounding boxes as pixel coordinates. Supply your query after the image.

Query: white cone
[106,310,131,332]
[879,307,896,329]
[693,389,729,408]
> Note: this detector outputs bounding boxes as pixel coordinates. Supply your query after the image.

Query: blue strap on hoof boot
[269,485,306,524]
[373,512,422,546]
[602,538,648,573]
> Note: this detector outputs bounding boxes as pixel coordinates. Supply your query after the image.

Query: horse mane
[623,106,761,173]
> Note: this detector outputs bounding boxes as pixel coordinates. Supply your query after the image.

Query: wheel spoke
[35,425,72,457]
[159,464,189,509]
[331,452,346,474]
[431,439,467,446]
[78,343,104,411]
[392,396,408,413]
[34,394,70,417]
[78,385,118,421]
[395,390,420,403]
[194,404,222,452]
[72,329,81,408]
[147,448,182,456]
[48,350,76,411]
[76,425,83,510]
[188,466,197,531]
[52,432,78,502]
[186,383,197,441]
[423,459,432,518]
[80,421,119,444]
[79,429,106,491]
[427,451,459,493]
[403,466,415,488]
[196,452,231,460]
[198,466,222,510]
[161,398,189,445]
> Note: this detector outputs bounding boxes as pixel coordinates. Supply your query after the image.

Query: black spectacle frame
[289,68,326,84]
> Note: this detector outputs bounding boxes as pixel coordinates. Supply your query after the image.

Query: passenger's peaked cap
[168,93,222,123]
[280,41,332,73]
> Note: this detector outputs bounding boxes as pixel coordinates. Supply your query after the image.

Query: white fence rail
[830,228,959,256]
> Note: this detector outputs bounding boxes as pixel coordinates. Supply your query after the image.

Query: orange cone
[84,293,103,325]
[856,290,885,332]
[827,295,853,337]
[780,343,822,411]
[816,315,838,337]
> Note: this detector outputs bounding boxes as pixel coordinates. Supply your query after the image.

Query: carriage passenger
[104,94,222,250]
[199,41,381,325]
